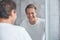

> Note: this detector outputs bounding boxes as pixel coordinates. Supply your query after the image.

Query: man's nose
[29,14,32,17]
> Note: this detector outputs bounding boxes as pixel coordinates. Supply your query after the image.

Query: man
[20,4,45,40]
[0,0,32,40]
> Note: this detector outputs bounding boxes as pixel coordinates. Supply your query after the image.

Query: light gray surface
[59,0,60,40]
[46,0,59,40]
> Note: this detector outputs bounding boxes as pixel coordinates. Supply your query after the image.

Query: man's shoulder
[38,18,45,22]
[13,25,25,31]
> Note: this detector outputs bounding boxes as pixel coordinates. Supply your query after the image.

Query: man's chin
[29,19,35,21]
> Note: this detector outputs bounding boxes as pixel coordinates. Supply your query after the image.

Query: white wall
[46,0,59,40]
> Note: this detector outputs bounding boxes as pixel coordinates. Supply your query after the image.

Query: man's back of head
[0,0,16,24]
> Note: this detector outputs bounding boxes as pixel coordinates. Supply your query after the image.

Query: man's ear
[10,9,16,17]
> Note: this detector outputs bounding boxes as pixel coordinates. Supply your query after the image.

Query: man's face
[26,8,37,22]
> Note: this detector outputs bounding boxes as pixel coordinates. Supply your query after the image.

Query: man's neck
[0,18,12,24]
[29,18,38,25]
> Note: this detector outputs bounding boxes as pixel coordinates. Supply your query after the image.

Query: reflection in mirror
[15,0,45,40]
